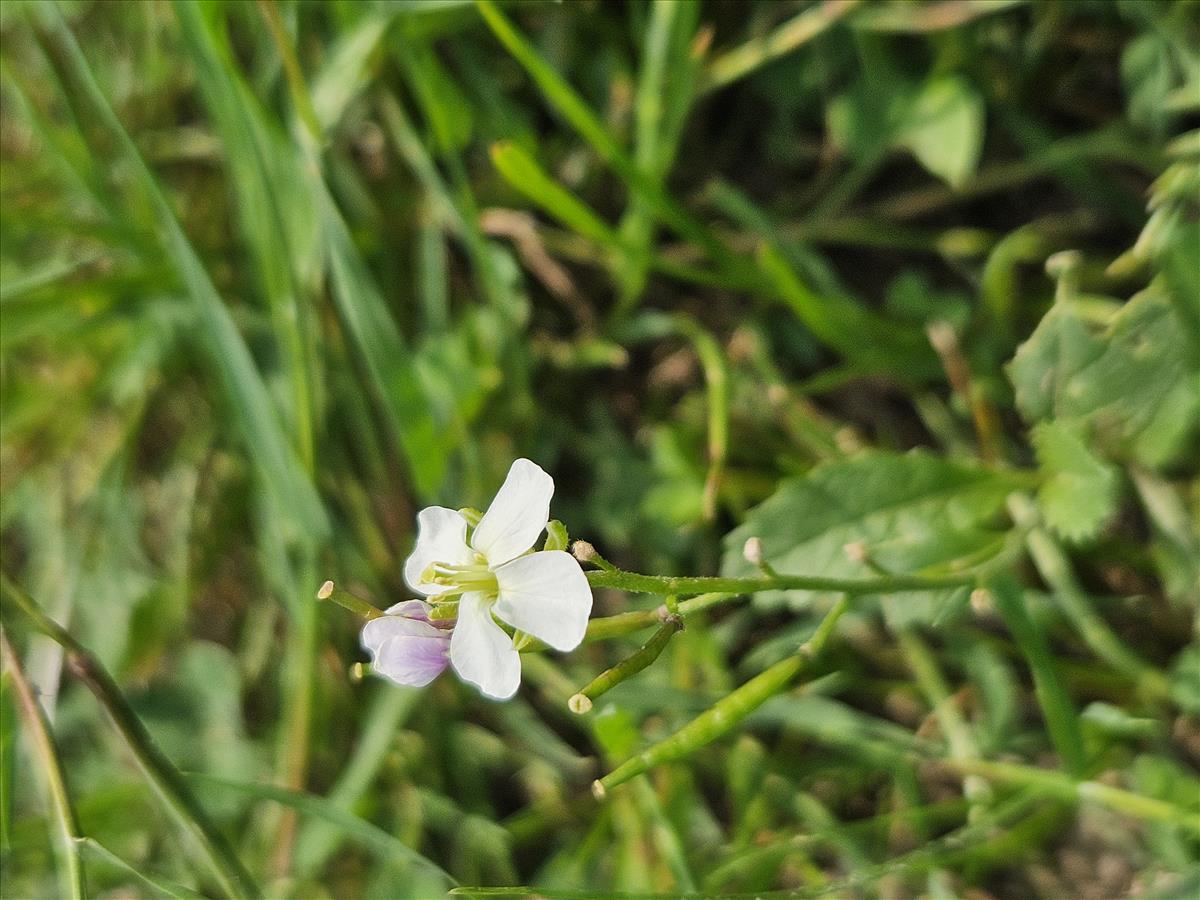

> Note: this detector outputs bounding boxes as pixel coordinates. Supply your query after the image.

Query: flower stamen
[421,560,499,595]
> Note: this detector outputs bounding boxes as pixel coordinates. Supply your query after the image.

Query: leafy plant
[2,1,1197,898]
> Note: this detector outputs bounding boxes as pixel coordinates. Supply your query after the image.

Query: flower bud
[843,541,869,564]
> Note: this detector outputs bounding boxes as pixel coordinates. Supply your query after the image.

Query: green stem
[1,631,88,900]
[701,0,860,93]
[945,758,1200,836]
[1008,494,1170,700]
[674,317,729,522]
[1,578,258,899]
[586,566,975,597]
[892,623,991,810]
[595,597,850,794]
[257,0,323,147]
[570,617,683,713]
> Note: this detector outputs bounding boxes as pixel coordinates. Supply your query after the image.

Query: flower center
[422,556,498,597]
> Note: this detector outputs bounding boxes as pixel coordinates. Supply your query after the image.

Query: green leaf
[896,76,986,189]
[1169,644,1200,715]
[1008,289,1200,468]
[311,12,394,133]
[721,450,1019,617]
[490,140,620,248]
[188,773,457,886]
[78,838,208,900]
[1032,420,1119,543]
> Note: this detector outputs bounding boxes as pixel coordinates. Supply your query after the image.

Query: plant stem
[595,596,850,794]
[586,567,976,597]
[1,631,88,900]
[891,623,992,810]
[1008,495,1170,700]
[1,577,258,899]
[944,758,1200,836]
[570,616,683,713]
[700,0,860,93]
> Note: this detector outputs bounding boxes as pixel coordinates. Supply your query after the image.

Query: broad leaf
[1008,289,1200,468]
[896,75,986,189]
[721,451,1019,619]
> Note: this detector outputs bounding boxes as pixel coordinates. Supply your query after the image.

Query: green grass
[1,1,1198,897]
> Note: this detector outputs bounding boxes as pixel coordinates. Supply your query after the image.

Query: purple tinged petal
[361,609,449,660]
[371,634,450,688]
[383,599,435,622]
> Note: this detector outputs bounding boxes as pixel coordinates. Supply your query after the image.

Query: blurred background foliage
[1,0,1198,897]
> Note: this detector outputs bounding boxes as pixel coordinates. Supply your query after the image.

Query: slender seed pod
[594,597,849,796]
[569,616,683,714]
[316,581,383,620]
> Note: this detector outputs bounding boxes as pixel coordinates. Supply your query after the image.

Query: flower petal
[382,599,434,622]
[371,634,450,688]
[470,458,554,566]
[449,592,521,700]
[403,506,472,595]
[361,608,445,655]
[493,551,592,652]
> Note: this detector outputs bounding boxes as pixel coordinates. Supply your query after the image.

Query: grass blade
[1,631,87,900]
[189,773,458,887]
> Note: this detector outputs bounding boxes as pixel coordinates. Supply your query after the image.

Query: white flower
[402,458,592,700]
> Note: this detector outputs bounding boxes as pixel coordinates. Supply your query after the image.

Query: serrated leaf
[1032,420,1119,543]
[721,451,1019,619]
[1008,289,1200,468]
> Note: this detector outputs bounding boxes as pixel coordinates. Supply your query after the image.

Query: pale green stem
[1008,494,1170,700]
[586,566,977,597]
[569,617,683,713]
[892,623,992,810]
[945,758,1200,835]
[701,0,861,93]
[2,631,87,900]
[595,596,850,794]
[317,581,384,620]
[675,317,729,522]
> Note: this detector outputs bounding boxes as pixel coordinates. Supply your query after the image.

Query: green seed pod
[316,581,383,620]
[593,597,848,795]
[569,616,683,714]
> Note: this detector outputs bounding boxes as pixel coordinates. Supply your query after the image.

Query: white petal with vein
[470,458,554,566]
[449,592,521,700]
[493,551,592,652]
[403,507,472,595]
